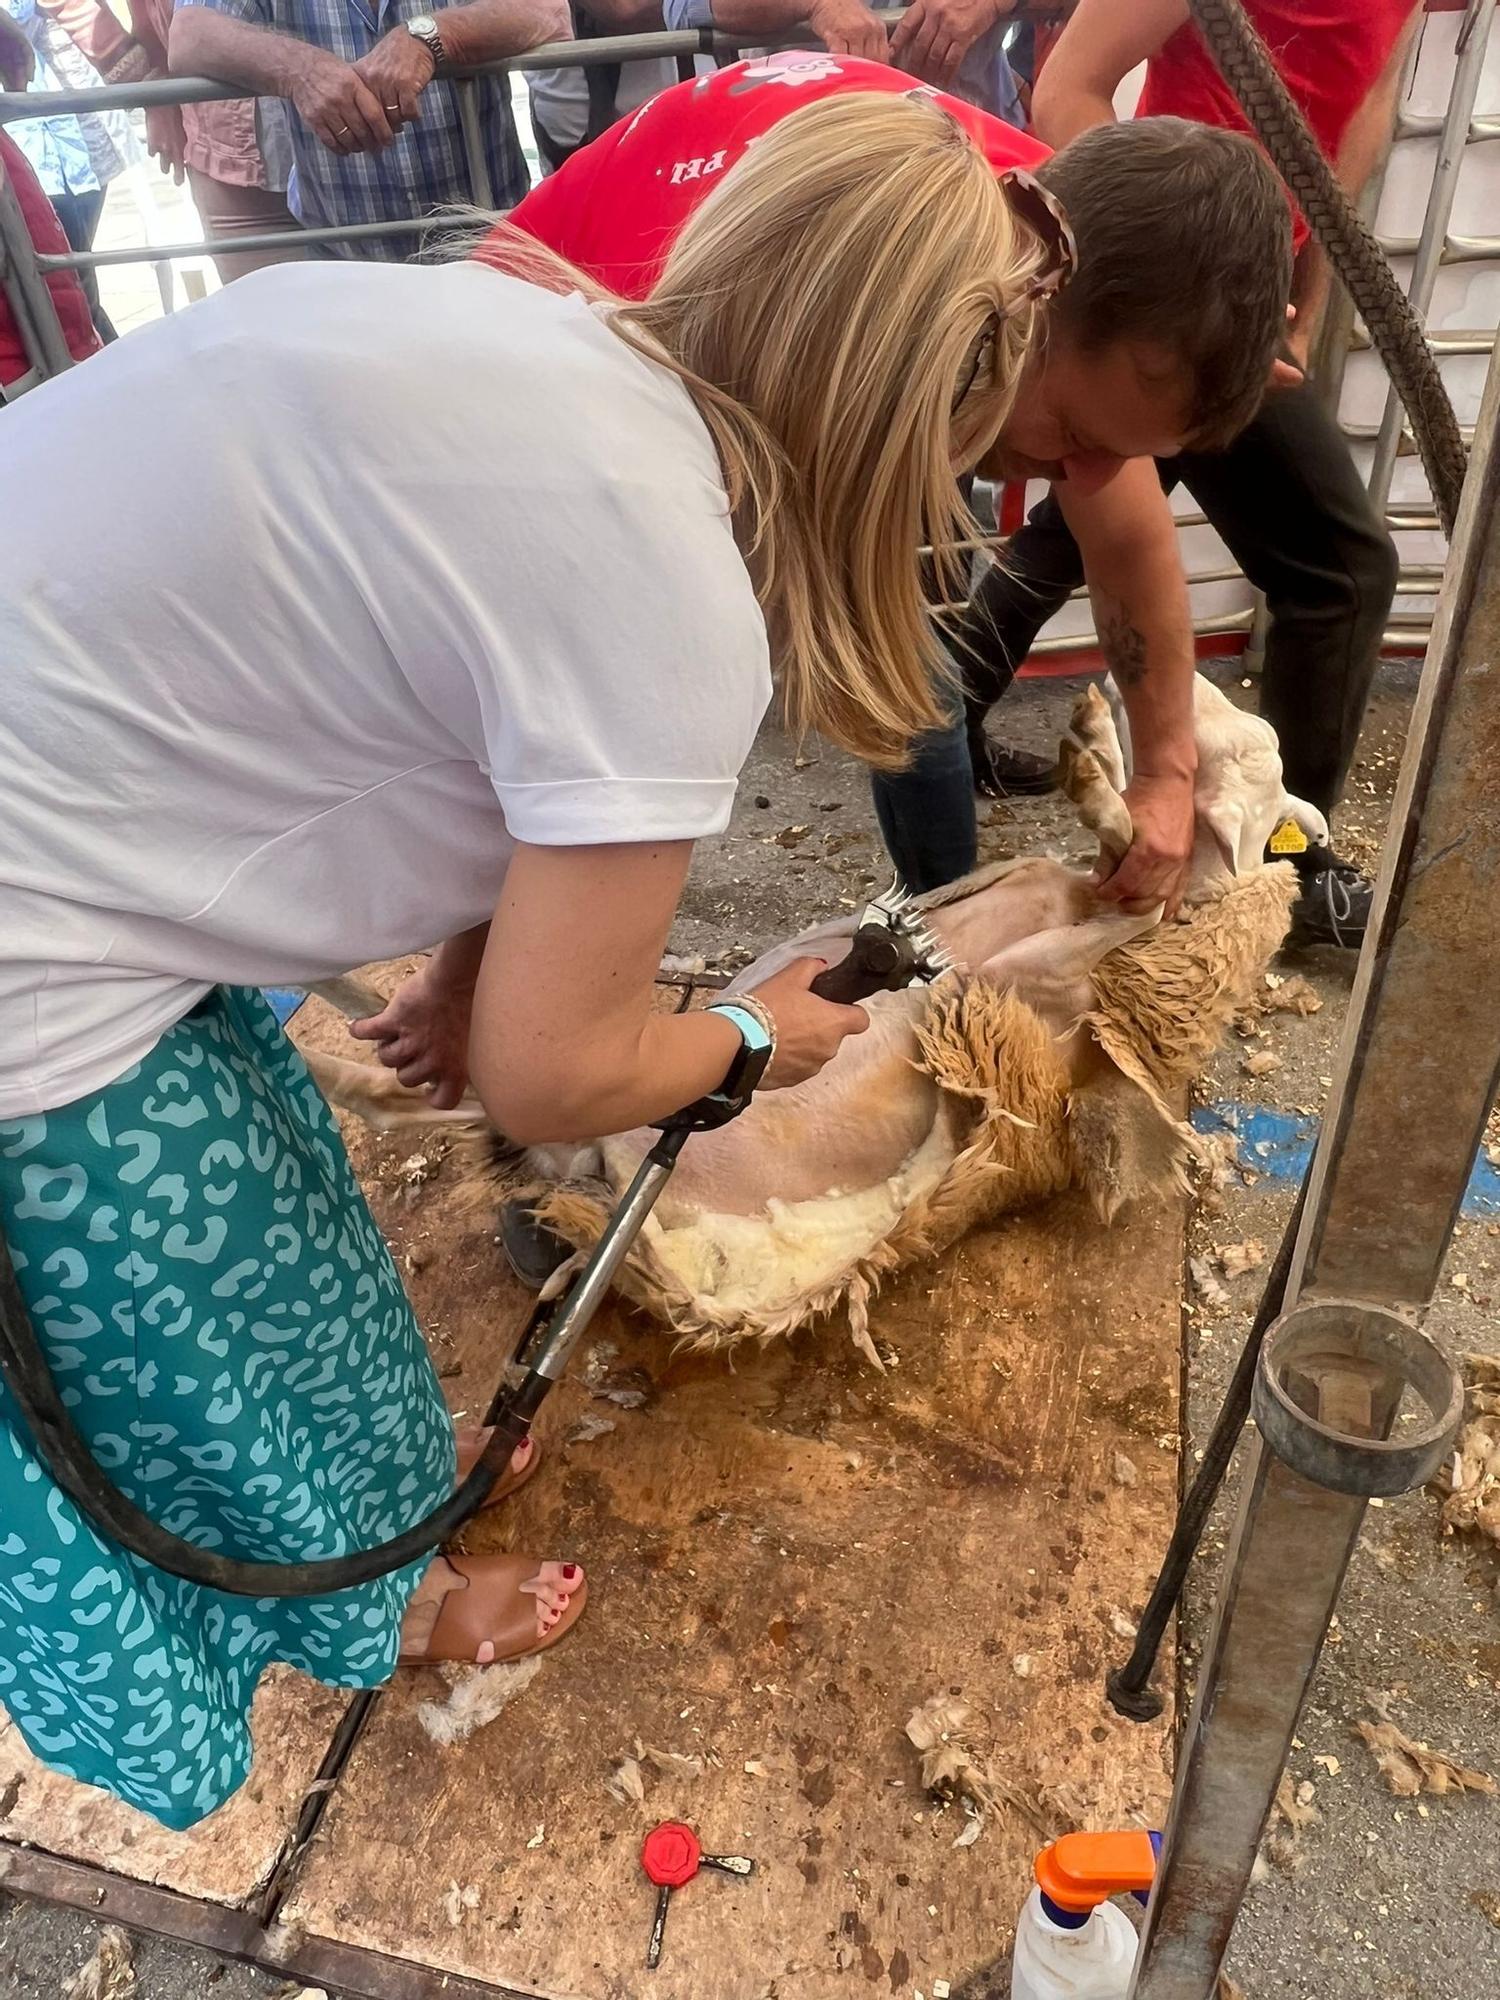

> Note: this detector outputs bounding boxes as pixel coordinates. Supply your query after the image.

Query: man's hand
[348,961,475,1108]
[1096,770,1196,916]
[288,43,396,153]
[807,0,891,62]
[145,105,187,185]
[890,0,1011,90]
[352,23,438,131]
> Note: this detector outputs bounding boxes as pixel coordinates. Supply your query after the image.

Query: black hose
[0,1224,540,1597]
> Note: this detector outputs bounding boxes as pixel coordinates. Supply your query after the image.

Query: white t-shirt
[0,260,771,1117]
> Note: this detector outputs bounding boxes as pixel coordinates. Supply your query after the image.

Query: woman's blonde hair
[487,93,1049,766]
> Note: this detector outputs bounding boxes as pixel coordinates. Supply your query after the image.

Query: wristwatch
[404,12,448,74]
[704,1000,775,1103]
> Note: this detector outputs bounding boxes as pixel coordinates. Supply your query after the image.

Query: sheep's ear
[1285,793,1331,850]
[1200,797,1247,876]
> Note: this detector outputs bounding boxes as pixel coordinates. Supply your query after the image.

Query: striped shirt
[177,0,528,254]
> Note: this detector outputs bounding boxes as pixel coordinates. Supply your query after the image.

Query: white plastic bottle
[1010,1885,1140,2000]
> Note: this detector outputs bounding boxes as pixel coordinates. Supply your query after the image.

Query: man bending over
[496,51,1294,917]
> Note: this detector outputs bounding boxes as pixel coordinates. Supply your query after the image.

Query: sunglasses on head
[1001,168,1077,305]
[952,171,1077,413]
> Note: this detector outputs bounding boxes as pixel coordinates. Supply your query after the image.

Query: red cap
[642,1821,701,1888]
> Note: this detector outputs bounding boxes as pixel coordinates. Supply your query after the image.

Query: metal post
[0,155,73,380]
[1129,334,1500,2000]
[456,76,494,211]
[1367,0,1494,512]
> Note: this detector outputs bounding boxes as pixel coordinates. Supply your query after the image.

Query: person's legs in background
[49,187,114,344]
[186,170,309,284]
[870,687,980,895]
[1178,382,1399,946]
[870,488,1084,894]
[945,487,1085,794]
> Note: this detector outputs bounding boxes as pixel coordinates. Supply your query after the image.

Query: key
[641,1821,756,1968]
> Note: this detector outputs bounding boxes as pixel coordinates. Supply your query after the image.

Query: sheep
[308,677,1319,1366]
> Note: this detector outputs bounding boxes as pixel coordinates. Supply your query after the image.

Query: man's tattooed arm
[1097,598,1149,690]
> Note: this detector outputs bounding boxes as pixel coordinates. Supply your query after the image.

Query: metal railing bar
[1351,326,1496,354]
[456,76,494,210]
[1374,230,1500,262]
[1395,111,1500,141]
[1368,0,1495,512]
[36,217,441,269]
[0,9,1061,123]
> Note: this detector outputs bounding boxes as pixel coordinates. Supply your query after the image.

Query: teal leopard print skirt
[0,988,454,1829]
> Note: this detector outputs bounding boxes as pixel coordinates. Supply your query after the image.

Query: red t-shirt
[499,52,1049,301]
[1137,0,1417,249]
[0,133,100,387]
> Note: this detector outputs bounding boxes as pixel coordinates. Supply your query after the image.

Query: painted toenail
[562,1564,579,1580]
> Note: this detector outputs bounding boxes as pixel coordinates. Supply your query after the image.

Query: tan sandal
[398,1554,588,1666]
[454,1428,543,1512]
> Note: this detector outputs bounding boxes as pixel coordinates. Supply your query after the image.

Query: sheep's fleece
[497,679,1313,1362]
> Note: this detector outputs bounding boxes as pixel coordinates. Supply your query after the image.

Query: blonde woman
[0,93,1065,1827]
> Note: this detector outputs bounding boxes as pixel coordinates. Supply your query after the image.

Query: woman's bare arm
[469,842,867,1144]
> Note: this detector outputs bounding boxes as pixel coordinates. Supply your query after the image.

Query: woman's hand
[348,963,475,1108]
[744,957,869,1089]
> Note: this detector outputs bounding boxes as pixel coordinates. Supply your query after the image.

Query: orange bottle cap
[1034,1830,1157,1914]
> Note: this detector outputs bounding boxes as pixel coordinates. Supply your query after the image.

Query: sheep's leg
[978,907,1162,1042]
[1057,740,1136,877]
[303,1047,489,1132]
[1065,680,1130,793]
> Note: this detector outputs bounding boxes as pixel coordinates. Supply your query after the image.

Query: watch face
[408,13,438,34]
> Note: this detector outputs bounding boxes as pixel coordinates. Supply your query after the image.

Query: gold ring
[335,123,351,134]
[384,102,400,112]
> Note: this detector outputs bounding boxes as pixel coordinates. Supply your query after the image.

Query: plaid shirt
[178,0,528,253]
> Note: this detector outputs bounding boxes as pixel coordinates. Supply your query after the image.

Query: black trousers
[874,385,1399,892]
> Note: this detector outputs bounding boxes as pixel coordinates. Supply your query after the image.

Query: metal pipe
[456,77,494,210]
[0,155,73,379]
[1376,229,1500,260]
[523,1139,681,1385]
[1368,0,1495,512]
[37,217,436,270]
[0,10,1061,122]
[1128,1314,1458,2000]
[1397,110,1500,142]
[1129,334,1500,2000]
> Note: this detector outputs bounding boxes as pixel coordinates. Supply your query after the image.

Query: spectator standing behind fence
[170,0,567,257]
[527,2,706,176]
[663,0,1025,123]
[129,0,304,282]
[0,0,136,339]
[0,13,100,392]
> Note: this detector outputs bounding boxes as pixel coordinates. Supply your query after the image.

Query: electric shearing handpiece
[809,875,957,1005]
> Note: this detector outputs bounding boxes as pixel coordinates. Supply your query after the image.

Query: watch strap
[405,15,448,72]
[706,1000,774,1054]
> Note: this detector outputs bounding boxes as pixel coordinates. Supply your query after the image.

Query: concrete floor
[7,659,1496,1997]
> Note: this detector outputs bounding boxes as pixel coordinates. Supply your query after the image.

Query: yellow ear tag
[1268,818,1309,856]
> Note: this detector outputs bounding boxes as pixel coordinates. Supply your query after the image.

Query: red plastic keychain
[641,1821,755,1969]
